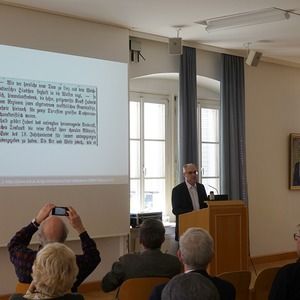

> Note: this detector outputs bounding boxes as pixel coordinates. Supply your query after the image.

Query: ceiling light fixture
[197,7,290,32]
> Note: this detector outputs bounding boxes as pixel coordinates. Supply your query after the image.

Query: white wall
[245,61,300,257]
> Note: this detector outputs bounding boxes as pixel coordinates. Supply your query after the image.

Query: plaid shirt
[7,222,101,292]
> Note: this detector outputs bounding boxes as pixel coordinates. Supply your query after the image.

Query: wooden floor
[81,258,296,300]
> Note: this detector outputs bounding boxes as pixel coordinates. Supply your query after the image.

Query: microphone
[208,185,219,195]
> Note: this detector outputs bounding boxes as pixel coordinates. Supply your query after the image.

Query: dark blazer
[101,249,182,293]
[172,182,207,240]
[149,269,236,300]
[269,261,300,300]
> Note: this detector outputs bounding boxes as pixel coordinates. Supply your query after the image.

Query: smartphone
[52,207,69,216]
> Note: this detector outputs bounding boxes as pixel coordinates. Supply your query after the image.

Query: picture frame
[290,133,300,189]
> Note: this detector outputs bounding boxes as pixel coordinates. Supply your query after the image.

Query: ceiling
[2,0,300,65]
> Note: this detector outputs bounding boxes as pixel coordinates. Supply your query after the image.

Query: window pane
[144,103,165,140]
[130,101,140,139]
[202,143,219,177]
[129,96,168,215]
[130,179,141,212]
[130,140,140,178]
[144,141,165,177]
[201,108,219,142]
[144,179,165,212]
[202,178,220,195]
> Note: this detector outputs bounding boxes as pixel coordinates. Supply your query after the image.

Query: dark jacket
[102,249,182,293]
[149,269,236,300]
[172,182,207,240]
[269,262,300,300]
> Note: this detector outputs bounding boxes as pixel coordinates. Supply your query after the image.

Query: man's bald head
[38,215,69,246]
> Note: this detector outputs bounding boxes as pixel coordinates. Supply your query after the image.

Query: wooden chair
[16,282,30,293]
[118,277,170,300]
[250,266,281,300]
[218,270,251,300]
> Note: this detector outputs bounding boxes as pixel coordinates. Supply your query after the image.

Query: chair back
[250,267,280,300]
[16,282,30,293]
[218,270,251,300]
[118,277,170,300]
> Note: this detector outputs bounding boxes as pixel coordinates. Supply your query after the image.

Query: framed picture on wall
[290,133,300,189]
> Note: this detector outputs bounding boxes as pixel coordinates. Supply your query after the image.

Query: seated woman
[10,242,84,300]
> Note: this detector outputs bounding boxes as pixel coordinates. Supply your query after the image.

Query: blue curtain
[178,46,198,180]
[220,54,248,204]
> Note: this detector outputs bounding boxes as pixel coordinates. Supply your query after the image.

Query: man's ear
[177,249,184,263]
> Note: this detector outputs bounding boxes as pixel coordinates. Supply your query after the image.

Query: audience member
[10,242,84,300]
[269,225,300,299]
[149,227,235,300]
[172,163,208,240]
[101,218,182,293]
[161,273,220,300]
[7,203,100,292]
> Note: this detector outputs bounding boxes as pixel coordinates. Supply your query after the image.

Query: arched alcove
[130,73,220,99]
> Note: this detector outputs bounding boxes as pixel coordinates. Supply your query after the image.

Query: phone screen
[52,207,68,216]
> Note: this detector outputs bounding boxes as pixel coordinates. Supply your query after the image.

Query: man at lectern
[172,163,207,241]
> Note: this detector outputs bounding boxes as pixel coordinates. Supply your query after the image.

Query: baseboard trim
[249,251,298,265]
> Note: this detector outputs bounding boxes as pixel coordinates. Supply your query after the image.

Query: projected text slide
[0,44,128,186]
[0,77,98,146]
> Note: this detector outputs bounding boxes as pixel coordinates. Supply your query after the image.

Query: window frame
[197,98,221,193]
[129,91,172,215]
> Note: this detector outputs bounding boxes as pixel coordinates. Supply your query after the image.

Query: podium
[179,200,248,275]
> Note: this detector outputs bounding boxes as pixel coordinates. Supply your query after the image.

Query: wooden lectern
[179,200,248,276]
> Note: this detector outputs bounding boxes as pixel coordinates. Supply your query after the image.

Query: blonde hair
[32,242,78,297]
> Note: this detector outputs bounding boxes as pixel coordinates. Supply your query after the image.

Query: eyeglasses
[186,171,199,175]
[293,233,300,241]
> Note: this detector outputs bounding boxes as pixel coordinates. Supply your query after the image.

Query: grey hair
[182,163,197,173]
[179,227,214,269]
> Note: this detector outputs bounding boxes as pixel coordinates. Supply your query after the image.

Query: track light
[246,50,262,67]
[197,7,290,32]
[243,42,262,67]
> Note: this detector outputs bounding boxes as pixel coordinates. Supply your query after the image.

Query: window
[130,92,170,214]
[197,100,220,194]
[129,78,220,217]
